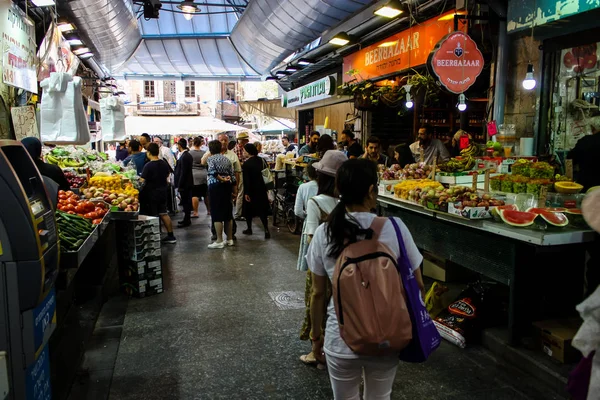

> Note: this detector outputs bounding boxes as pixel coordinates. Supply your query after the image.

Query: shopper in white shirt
[299,150,348,366]
[295,162,318,272]
[306,158,424,400]
[153,136,176,170]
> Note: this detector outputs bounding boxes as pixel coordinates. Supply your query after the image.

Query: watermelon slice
[500,210,537,227]
[491,204,518,222]
[565,209,582,215]
[537,211,569,227]
[526,207,568,214]
[566,208,587,228]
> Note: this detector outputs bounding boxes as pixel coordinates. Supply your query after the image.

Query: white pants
[326,354,399,400]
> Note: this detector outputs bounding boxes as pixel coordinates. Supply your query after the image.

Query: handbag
[261,158,275,190]
[389,217,441,362]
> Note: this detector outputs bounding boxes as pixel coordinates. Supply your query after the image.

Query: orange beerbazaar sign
[342,12,463,83]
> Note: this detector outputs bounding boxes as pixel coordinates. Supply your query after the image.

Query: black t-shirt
[35,159,70,191]
[141,160,171,200]
[347,141,363,158]
[568,133,600,190]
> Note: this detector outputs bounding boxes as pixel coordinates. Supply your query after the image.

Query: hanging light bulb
[403,84,413,109]
[457,93,467,112]
[522,63,536,90]
[178,1,198,20]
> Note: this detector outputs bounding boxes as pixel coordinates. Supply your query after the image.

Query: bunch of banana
[46,154,60,165]
[460,143,479,157]
[63,158,86,167]
[439,156,476,172]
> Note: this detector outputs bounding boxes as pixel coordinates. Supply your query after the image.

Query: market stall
[377,157,595,347]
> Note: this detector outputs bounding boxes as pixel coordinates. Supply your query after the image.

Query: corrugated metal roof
[115,0,259,80]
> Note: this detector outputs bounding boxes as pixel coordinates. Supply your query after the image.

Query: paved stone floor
[85,212,564,400]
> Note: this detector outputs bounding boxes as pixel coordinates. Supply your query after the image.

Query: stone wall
[503,35,541,139]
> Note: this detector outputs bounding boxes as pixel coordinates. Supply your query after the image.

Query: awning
[125,116,248,136]
[258,120,296,132]
[239,99,296,120]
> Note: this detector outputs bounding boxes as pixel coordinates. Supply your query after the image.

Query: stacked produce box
[117,216,164,298]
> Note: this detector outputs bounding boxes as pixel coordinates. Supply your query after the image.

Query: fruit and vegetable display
[380,164,403,181]
[56,190,109,224]
[420,186,506,210]
[64,171,86,188]
[56,210,95,252]
[488,160,573,195]
[494,205,588,229]
[81,185,139,212]
[45,146,107,169]
[554,181,584,194]
[485,141,504,157]
[438,157,476,173]
[393,179,443,201]
[510,159,554,179]
[399,162,436,180]
[460,143,480,157]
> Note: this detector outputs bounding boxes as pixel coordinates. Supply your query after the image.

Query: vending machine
[0,140,59,399]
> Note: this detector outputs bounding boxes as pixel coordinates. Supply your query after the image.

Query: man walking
[123,139,147,175]
[233,132,250,220]
[174,138,194,227]
[139,133,151,151]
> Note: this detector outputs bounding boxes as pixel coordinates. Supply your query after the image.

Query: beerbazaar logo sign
[430,31,484,94]
[282,75,336,107]
[342,11,462,83]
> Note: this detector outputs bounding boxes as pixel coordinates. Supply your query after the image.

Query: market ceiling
[56,0,375,81]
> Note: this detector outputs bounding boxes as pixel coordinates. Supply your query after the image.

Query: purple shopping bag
[390,217,441,362]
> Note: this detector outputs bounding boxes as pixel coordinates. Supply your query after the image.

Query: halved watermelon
[565,209,582,215]
[566,208,587,228]
[526,207,568,214]
[491,204,518,222]
[537,211,569,227]
[500,210,538,227]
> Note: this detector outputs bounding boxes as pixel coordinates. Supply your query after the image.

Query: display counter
[377,194,595,345]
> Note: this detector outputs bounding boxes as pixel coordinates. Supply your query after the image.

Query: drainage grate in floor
[268,291,305,310]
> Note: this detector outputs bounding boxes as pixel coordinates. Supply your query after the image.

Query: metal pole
[493,20,508,125]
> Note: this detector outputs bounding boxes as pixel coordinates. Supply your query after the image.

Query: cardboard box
[422,253,475,282]
[533,319,581,363]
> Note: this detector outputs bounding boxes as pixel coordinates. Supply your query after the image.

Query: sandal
[299,352,318,365]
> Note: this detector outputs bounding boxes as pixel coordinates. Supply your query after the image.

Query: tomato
[75,204,86,214]
[67,198,78,206]
[92,219,102,225]
[58,194,67,200]
[84,201,95,211]
[67,211,76,215]
[58,190,66,196]
[58,199,67,205]
[66,191,74,197]
[65,204,76,212]
[71,194,80,201]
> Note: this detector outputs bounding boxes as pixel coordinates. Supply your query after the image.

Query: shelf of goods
[377,191,594,345]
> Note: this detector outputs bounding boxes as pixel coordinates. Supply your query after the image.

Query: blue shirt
[123,152,147,175]
[298,144,315,156]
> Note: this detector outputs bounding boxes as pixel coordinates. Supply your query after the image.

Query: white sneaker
[226,240,234,247]
[208,241,225,249]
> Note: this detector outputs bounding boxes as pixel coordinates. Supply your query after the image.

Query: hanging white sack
[100,97,126,141]
[40,72,71,143]
[71,76,91,145]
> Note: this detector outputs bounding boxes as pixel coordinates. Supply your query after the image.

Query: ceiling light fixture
[73,47,90,55]
[67,39,83,46]
[329,32,351,46]
[374,0,404,18]
[265,76,278,81]
[522,63,536,90]
[58,23,75,33]
[178,1,199,20]
[457,93,467,112]
[79,53,94,59]
[285,66,299,72]
[438,11,467,21]
[297,59,313,66]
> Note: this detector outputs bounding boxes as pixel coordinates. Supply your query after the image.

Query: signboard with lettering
[282,75,336,107]
[0,0,37,93]
[342,12,462,83]
[25,344,51,400]
[429,31,484,94]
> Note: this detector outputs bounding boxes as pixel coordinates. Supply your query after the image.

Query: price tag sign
[472,172,479,191]
[487,120,498,136]
[539,185,548,208]
[566,159,573,180]
[484,169,490,192]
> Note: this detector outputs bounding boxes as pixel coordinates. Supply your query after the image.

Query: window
[185,81,196,98]
[225,83,236,101]
[144,81,155,98]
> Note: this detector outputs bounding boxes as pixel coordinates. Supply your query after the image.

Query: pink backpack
[333,217,412,356]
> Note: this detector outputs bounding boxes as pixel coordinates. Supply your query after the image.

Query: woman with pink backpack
[306,158,426,399]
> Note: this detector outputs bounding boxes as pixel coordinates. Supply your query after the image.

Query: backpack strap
[369,217,388,240]
[310,198,329,224]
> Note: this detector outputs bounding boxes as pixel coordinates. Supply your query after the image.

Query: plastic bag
[425,282,449,318]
